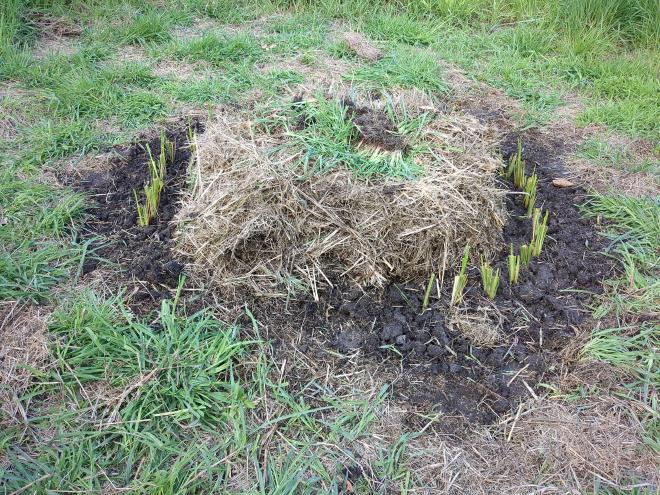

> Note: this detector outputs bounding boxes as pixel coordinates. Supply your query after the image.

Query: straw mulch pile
[175,96,506,294]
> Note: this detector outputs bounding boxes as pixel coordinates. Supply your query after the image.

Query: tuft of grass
[363,11,438,45]
[0,172,88,301]
[170,31,262,67]
[579,137,659,176]
[480,256,500,299]
[112,10,175,45]
[451,245,470,306]
[582,194,659,317]
[261,95,424,179]
[182,0,266,23]
[350,46,449,93]
[265,13,328,54]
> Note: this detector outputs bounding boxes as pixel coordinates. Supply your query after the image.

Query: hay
[176,96,505,293]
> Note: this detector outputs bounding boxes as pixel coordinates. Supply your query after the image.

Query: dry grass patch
[175,92,505,294]
[0,301,51,428]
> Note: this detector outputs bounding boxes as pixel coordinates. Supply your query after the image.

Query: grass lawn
[1,0,658,493]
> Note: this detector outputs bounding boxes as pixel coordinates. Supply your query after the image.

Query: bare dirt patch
[67,92,616,430]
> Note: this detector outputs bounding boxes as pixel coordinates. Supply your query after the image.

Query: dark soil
[245,130,617,426]
[71,120,204,311]
[341,97,407,151]
[70,115,615,426]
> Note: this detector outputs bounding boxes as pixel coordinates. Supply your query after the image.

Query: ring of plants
[73,96,615,426]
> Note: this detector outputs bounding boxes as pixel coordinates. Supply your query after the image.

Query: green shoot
[133,139,171,226]
[531,208,550,257]
[508,244,520,284]
[422,272,436,312]
[451,245,470,306]
[520,244,532,266]
[522,170,538,216]
[505,139,526,189]
[480,257,500,299]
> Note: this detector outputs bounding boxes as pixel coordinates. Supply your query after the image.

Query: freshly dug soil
[246,130,617,425]
[72,120,204,310]
[341,97,407,151]
[71,116,615,426]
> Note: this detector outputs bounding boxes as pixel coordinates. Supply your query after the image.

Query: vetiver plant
[451,245,470,306]
[133,132,174,226]
[503,139,526,189]
[480,256,500,299]
[508,244,521,284]
[531,208,550,257]
[522,170,538,216]
[520,244,532,266]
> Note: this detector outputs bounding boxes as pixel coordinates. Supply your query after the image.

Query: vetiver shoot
[523,170,538,216]
[480,256,500,299]
[520,244,532,266]
[508,244,520,284]
[133,134,174,226]
[531,208,550,257]
[451,245,470,306]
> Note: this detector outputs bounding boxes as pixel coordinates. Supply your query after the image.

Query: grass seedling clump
[508,244,520,284]
[531,208,550,257]
[451,245,470,306]
[133,132,174,226]
[522,170,538,215]
[480,256,500,299]
[504,139,526,189]
[520,244,532,266]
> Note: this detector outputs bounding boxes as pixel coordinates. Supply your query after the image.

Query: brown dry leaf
[343,32,382,61]
[552,178,575,188]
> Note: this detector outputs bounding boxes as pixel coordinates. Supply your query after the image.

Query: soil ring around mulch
[71,109,616,427]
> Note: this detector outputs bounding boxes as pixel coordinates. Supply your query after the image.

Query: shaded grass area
[0,293,411,493]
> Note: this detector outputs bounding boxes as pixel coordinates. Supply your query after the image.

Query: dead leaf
[552,178,574,188]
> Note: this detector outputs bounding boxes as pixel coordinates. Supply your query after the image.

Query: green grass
[350,45,449,93]
[582,194,659,450]
[169,31,262,67]
[579,138,660,176]
[0,173,88,302]
[1,293,409,493]
[261,95,427,179]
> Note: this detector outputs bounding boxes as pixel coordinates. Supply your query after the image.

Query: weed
[480,256,500,299]
[451,245,470,306]
[508,244,521,284]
